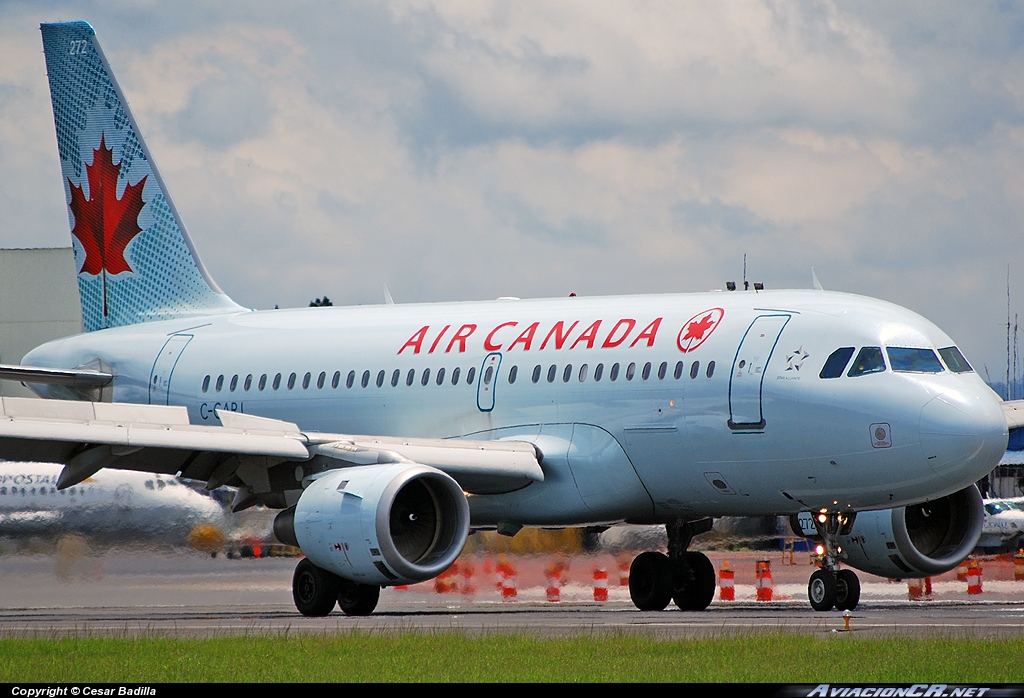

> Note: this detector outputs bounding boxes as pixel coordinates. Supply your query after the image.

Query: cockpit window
[847,347,886,377]
[819,347,855,379]
[886,347,944,373]
[938,346,974,373]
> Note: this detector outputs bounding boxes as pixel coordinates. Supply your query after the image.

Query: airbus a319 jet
[0,20,1019,616]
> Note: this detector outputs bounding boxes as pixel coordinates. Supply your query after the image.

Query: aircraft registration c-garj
[1,20,1020,616]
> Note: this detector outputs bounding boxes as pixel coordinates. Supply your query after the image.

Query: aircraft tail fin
[40,21,244,332]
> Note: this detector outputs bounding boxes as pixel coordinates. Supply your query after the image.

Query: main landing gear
[806,511,861,612]
[292,558,381,617]
[628,518,717,611]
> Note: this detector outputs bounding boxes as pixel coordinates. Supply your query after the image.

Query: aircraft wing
[1003,399,1024,430]
[0,397,543,498]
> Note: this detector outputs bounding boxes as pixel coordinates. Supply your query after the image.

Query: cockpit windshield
[819,347,855,379]
[847,347,886,377]
[886,347,944,373]
[938,346,974,373]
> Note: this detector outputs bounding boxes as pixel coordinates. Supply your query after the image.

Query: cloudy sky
[1,1,1023,386]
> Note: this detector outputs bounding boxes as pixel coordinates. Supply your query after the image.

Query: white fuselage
[22,289,1008,525]
[0,462,225,543]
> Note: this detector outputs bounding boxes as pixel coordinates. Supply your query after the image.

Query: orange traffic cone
[966,558,983,595]
[755,559,773,601]
[593,568,609,602]
[718,561,735,601]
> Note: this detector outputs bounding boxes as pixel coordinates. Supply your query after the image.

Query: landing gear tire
[629,551,673,611]
[834,569,861,612]
[808,569,837,612]
[672,551,717,611]
[292,558,341,617]
[338,579,381,616]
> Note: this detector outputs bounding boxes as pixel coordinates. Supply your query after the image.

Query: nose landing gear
[806,510,861,612]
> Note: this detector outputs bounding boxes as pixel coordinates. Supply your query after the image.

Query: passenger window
[532,365,542,383]
[360,370,370,388]
[938,346,974,374]
[508,366,518,384]
[302,372,311,389]
[819,347,855,379]
[259,374,267,391]
[421,368,431,386]
[406,369,415,387]
[547,365,557,383]
[332,371,340,389]
[848,347,886,377]
[202,375,210,393]
[273,373,282,390]
[215,375,224,392]
[452,367,461,385]
[346,370,355,389]
[391,369,401,387]
[376,370,386,388]
[887,347,943,373]
[467,367,476,384]
[437,367,446,385]
[484,366,494,385]
[562,364,572,383]
[626,362,636,381]
[244,374,253,391]
[317,371,326,389]
[229,375,238,391]
[287,372,296,390]
[658,362,667,380]
[690,361,699,379]
[594,363,603,381]
[706,360,715,378]
[641,362,651,380]
[579,364,588,382]
[610,363,620,381]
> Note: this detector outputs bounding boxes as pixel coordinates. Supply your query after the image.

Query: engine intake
[837,485,984,578]
[276,463,470,586]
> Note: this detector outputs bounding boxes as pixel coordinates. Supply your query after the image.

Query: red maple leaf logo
[68,134,148,276]
[682,314,716,343]
[676,307,724,353]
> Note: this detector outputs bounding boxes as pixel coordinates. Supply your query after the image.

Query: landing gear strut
[806,511,861,612]
[628,518,716,612]
[292,558,381,617]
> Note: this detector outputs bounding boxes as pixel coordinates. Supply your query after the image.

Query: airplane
[0,462,227,550]
[977,497,1024,554]
[0,19,1017,617]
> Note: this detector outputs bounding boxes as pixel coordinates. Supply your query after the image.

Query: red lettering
[507,322,540,351]
[570,320,602,350]
[398,326,429,354]
[428,325,451,354]
[602,319,635,348]
[541,320,579,350]
[445,324,477,353]
[484,322,518,351]
[630,317,663,348]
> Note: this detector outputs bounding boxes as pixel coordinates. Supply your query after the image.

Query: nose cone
[920,390,1007,483]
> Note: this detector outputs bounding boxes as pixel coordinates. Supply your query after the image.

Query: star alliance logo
[786,347,809,371]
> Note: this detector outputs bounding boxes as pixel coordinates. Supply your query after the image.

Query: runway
[2,549,1023,638]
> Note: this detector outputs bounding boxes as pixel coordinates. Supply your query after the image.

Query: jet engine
[834,485,985,579]
[274,463,470,586]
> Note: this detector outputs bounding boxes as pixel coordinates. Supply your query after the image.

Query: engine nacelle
[836,485,985,579]
[276,463,470,586]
